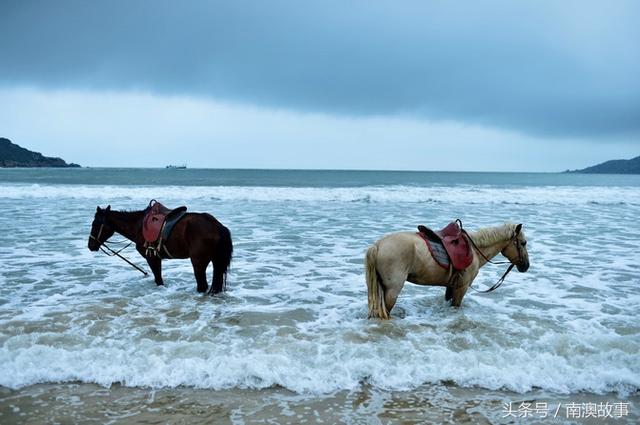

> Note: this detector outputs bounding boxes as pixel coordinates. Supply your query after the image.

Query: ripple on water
[0,184,638,396]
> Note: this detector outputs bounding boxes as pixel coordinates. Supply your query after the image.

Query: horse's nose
[517,260,529,272]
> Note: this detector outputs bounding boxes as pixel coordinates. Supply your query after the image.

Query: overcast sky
[0,0,638,171]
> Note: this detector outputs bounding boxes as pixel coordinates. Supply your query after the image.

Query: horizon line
[0,165,568,174]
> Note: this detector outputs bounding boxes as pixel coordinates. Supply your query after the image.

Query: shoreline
[1,382,638,424]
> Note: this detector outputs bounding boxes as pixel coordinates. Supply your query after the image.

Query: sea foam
[0,181,638,396]
[1,183,639,206]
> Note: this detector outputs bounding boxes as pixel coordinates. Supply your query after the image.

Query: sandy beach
[1,383,638,424]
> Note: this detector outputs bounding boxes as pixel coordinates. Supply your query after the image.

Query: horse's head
[501,223,530,272]
[88,205,115,251]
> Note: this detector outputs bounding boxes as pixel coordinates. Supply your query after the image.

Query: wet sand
[1,383,637,424]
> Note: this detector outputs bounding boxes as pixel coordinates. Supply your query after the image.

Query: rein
[458,220,510,267]
[98,242,149,276]
[90,224,149,276]
[457,219,520,293]
[468,263,514,293]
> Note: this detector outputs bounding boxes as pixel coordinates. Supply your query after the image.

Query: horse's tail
[212,223,233,294]
[365,244,389,319]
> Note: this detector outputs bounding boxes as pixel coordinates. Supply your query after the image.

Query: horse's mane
[117,209,145,213]
[107,208,147,218]
[469,223,518,247]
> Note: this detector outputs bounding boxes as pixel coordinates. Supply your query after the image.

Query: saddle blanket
[417,232,450,269]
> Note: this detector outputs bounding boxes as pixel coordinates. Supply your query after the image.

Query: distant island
[566,155,640,174]
[0,138,80,168]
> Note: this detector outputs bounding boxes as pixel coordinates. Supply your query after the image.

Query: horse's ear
[96,206,100,213]
[106,205,111,212]
[515,223,523,235]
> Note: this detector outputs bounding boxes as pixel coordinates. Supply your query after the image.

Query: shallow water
[1,383,638,424]
[0,169,639,422]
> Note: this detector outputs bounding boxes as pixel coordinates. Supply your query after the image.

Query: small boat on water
[165,164,187,169]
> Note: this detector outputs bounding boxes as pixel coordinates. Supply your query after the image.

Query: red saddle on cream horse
[366,221,530,319]
[417,220,473,271]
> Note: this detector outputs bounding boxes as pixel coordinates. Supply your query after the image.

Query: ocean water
[0,168,639,422]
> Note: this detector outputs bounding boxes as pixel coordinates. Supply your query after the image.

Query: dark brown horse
[88,205,233,294]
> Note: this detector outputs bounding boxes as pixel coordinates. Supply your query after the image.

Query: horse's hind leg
[384,283,404,315]
[381,271,406,316]
[209,261,225,295]
[191,259,209,293]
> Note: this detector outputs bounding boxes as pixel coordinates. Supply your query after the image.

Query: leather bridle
[90,221,106,247]
[461,222,526,293]
[89,214,148,276]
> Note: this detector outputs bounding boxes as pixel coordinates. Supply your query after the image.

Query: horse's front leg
[444,272,469,307]
[448,270,474,307]
[145,255,164,286]
[449,286,467,307]
[445,286,454,302]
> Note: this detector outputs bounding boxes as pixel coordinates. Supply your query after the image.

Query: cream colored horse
[365,223,530,319]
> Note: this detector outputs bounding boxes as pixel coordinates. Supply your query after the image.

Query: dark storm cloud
[1,0,639,138]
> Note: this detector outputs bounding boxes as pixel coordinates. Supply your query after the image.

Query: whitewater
[1,171,639,402]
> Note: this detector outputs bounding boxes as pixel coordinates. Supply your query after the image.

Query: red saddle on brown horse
[417,220,473,271]
[143,200,171,243]
[142,200,187,244]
